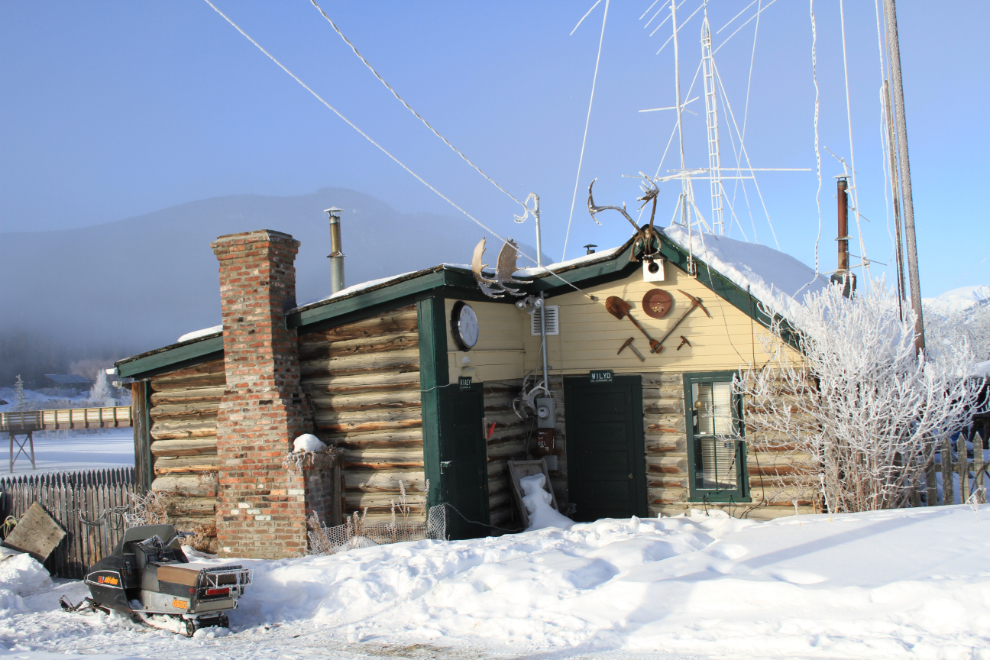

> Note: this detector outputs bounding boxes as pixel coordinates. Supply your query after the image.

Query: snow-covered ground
[2,505,989,659]
[0,429,134,477]
[0,387,135,476]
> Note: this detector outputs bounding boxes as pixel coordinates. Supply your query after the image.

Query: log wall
[148,359,224,533]
[299,305,426,524]
[482,379,528,529]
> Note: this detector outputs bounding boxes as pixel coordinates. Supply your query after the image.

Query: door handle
[441,461,451,472]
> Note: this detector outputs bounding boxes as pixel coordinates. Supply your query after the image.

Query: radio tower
[701,9,725,234]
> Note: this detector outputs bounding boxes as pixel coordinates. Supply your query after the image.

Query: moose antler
[471,237,527,298]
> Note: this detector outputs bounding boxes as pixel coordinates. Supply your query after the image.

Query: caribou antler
[587,177,662,260]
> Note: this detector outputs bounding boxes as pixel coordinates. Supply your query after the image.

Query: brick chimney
[211,229,312,559]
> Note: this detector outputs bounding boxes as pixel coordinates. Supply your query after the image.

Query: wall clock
[450,301,479,351]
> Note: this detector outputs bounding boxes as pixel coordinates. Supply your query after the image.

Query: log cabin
[114,223,825,559]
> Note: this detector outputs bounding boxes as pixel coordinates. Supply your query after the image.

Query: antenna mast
[701,7,725,234]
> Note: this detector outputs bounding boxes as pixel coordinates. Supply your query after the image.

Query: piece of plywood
[2,502,65,563]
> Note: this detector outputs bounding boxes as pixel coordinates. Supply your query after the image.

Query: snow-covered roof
[44,374,93,385]
[177,325,222,343]
[513,246,624,278]
[663,225,830,321]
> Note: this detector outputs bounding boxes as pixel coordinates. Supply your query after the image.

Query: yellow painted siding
[520,260,796,375]
[441,260,806,521]
[445,299,527,383]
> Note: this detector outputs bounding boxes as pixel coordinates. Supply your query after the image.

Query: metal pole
[532,194,549,389]
[883,0,925,350]
[671,0,694,273]
[837,178,849,274]
[325,207,345,294]
[883,79,907,318]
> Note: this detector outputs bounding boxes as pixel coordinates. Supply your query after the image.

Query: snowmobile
[60,523,253,637]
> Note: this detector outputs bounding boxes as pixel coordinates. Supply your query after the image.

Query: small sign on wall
[458,376,473,390]
[589,370,613,384]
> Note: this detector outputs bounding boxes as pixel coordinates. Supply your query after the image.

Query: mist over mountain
[0,187,549,385]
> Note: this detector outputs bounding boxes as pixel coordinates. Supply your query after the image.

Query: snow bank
[0,553,52,615]
[519,473,573,531]
[6,506,990,657]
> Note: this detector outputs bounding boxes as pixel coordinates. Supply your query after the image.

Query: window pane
[712,381,733,436]
[699,438,739,489]
[693,381,734,437]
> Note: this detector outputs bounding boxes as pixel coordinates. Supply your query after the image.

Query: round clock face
[452,301,479,351]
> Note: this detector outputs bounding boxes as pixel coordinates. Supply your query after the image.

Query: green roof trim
[116,229,802,379]
[116,334,223,379]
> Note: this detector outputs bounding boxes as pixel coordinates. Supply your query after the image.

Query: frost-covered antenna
[700,4,725,234]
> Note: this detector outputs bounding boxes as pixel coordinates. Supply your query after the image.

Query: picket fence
[914,432,989,506]
[0,468,136,579]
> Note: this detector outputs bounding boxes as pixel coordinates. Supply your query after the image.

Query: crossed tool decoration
[607,290,711,355]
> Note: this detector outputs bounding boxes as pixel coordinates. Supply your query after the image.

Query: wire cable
[571,0,603,36]
[309,0,527,211]
[563,0,610,262]
[838,0,871,283]
[203,0,597,301]
[807,0,823,284]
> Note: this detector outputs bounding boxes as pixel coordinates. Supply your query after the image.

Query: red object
[205,588,230,597]
[536,428,555,455]
[487,422,497,439]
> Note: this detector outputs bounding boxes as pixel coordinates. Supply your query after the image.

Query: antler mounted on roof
[471,237,527,298]
[587,176,662,261]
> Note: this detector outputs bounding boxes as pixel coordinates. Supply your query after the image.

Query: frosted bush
[739,281,987,513]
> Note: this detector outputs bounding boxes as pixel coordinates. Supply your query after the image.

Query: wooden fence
[0,407,132,432]
[0,468,135,578]
[915,433,988,506]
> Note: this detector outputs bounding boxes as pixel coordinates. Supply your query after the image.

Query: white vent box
[530,305,560,336]
[643,257,665,282]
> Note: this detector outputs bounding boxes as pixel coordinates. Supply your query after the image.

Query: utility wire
[571,0,603,36]
[562,0,610,262]
[202,0,596,301]
[838,0,871,283]
[309,0,527,211]
[808,0,823,282]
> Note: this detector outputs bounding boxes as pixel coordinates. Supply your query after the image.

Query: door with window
[564,375,647,522]
[684,372,749,503]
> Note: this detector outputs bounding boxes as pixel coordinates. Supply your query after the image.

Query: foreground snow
[2,505,990,659]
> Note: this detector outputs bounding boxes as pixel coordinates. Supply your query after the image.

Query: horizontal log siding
[484,380,528,529]
[638,370,811,520]
[148,358,225,533]
[300,306,425,524]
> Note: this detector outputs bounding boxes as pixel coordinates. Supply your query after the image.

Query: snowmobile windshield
[122,524,177,545]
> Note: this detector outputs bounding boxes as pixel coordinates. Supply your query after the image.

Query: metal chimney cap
[324,207,344,217]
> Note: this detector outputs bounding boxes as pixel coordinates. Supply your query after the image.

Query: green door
[564,375,647,522]
[437,383,490,539]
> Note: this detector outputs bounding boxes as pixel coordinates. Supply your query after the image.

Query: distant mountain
[0,187,550,359]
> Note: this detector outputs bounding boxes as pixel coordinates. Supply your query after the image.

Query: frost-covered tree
[89,369,114,406]
[13,374,29,412]
[739,282,986,513]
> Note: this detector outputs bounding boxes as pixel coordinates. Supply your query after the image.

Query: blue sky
[2,1,987,297]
